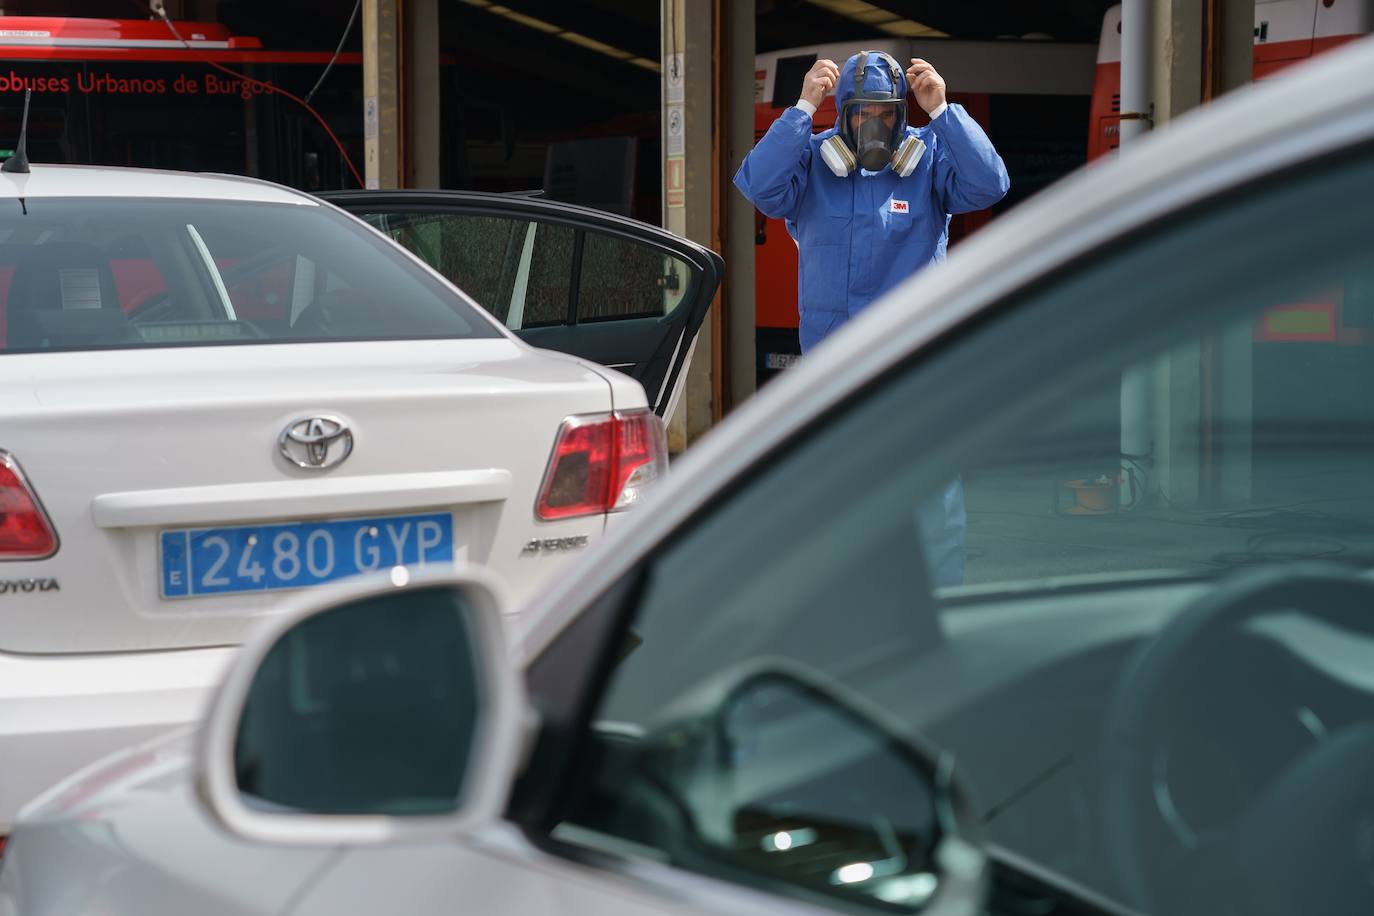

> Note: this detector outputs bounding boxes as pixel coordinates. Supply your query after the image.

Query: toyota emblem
[279,415,353,469]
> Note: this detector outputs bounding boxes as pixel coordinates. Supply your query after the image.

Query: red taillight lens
[536,410,668,520]
[0,451,58,559]
[609,410,668,511]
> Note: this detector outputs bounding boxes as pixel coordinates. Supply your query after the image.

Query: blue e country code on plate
[160,512,453,598]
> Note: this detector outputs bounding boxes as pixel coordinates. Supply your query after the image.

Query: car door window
[577,231,690,322]
[369,212,575,329]
[544,152,1374,913]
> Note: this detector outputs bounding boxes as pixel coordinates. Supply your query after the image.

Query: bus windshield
[0,18,370,191]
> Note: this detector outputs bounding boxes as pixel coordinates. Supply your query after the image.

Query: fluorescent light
[461,3,648,68]
[879,20,946,37]
[489,6,562,33]
[560,31,632,58]
[804,0,947,38]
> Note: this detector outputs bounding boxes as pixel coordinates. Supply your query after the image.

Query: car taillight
[536,410,668,520]
[0,451,58,559]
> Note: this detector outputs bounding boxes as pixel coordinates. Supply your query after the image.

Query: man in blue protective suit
[734,51,1010,587]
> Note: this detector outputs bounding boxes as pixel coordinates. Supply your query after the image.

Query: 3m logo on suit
[890,199,909,213]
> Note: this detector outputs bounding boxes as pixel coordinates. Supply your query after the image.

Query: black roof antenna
[3,88,32,175]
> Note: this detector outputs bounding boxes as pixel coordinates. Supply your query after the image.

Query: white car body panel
[0,650,233,845]
[0,164,314,204]
[0,339,613,656]
[4,737,838,916]
[595,360,653,414]
[0,733,334,916]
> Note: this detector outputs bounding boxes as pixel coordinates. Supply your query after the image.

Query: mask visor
[841,100,902,172]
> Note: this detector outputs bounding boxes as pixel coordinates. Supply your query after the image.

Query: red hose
[156,13,366,188]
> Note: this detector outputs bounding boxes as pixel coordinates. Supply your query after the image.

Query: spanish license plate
[159,512,453,599]
[763,352,800,370]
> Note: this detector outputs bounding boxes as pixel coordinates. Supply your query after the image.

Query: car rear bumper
[0,645,234,833]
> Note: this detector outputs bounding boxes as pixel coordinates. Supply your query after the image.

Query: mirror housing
[625,659,987,915]
[196,566,527,845]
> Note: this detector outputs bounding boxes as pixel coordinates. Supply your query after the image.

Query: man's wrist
[795,97,818,118]
[926,101,948,120]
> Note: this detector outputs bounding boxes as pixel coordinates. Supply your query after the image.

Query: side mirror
[624,661,987,914]
[195,567,527,845]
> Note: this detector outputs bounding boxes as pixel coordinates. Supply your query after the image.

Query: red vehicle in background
[1087,0,1374,449]
[1089,0,1373,161]
[0,16,377,191]
[751,37,1097,385]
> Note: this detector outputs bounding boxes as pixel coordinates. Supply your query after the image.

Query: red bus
[0,16,385,192]
[1088,0,1373,161]
[751,37,1098,384]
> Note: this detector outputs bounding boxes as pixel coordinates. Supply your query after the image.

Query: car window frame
[363,210,565,329]
[377,208,658,332]
[318,191,716,329]
[504,140,1374,906]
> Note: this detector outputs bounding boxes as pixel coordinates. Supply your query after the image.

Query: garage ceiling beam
[863,0,1112,40]
[756,0,892,51]
[458,0,659,62]
[445,5,657,109]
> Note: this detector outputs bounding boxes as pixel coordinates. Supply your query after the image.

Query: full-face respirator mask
[818,50,926,179]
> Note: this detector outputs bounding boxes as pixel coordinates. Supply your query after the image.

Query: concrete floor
[963,463,1374,586]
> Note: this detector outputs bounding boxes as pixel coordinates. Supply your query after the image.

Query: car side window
[370,212,576,329]
[577,231,689,322]
[545,152,1374,910]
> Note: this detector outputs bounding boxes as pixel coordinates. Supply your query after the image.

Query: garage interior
[1,0,1334,519]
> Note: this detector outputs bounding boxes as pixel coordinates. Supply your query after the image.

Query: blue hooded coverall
[733,53,1010,587]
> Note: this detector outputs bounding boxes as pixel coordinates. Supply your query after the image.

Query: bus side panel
[1309,33,1366,55]
[1087,61,1121,162]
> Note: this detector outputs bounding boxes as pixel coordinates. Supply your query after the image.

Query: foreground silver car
[7,33,1374,916]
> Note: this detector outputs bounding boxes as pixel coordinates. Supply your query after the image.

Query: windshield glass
[552,150,1374,915]
[0,198,500,353]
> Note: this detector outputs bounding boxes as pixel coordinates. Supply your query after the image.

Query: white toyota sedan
[0,164,718,834]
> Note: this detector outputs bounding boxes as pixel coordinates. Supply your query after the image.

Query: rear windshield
[0,197,502,353]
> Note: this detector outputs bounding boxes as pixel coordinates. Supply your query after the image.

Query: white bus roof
[755,37,1097,104]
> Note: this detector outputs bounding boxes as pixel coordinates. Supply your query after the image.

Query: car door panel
[522,317,687,408]
[320,191,722,417]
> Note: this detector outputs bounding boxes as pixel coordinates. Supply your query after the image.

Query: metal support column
[723,0,757,411]
[363,0,402,189]
[404,0,440,187]
[1145,0,1254,507]
[662,0,715,450]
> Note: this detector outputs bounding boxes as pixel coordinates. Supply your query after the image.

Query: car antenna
[3,88,31,175]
